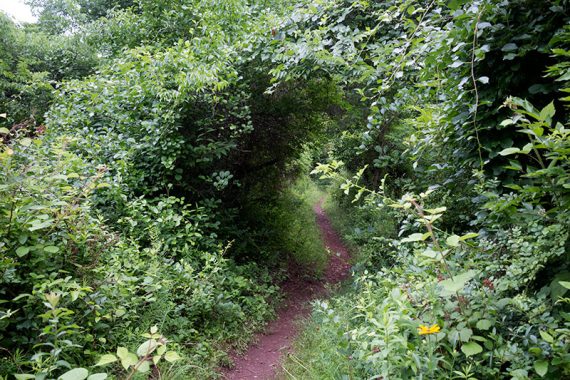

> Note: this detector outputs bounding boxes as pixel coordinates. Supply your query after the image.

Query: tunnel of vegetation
[0,0,569,379]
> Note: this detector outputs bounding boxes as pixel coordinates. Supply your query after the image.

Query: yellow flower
[418,323,441,335]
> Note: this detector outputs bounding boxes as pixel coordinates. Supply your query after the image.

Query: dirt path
[221,199,351,380]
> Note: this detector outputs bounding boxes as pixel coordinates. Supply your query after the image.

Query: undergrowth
[2,0,570,379]
[260,173,329,277]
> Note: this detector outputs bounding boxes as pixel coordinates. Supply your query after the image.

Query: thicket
[2,0,569,379]
[276,0,570,379]
[0,1,335,379]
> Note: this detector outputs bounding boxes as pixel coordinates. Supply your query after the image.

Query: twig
[470,9,485,172]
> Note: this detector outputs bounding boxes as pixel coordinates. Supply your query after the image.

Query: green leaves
[54,369,107,380]
[28,219,53,231]
[44,245,60,253]
[459,233,478,241]
[501,42,518,52]
[117,347,138,370]
[539,102,555,121]
[58,368,88,380]
[477,76,489,84]
[94,326,181,377]
[15,246,30,257]
[475,319,493,330]
[498,147,520,156]
[164,351,182,362]
[137,360,150,373]
[559,281,570,290]
[461,342,483,357]
[539,331,554,344]
[439,270,478,296]
[136,339,158,357]
[2,1,570,379]
[95,354,118,366]
[534,360,549,377]
[401,233,429,243]
[87,375,108,380]
[445,235,460,247]
[20,138,32,147]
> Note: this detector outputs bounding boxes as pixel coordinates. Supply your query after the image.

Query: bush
[0,130,278,378]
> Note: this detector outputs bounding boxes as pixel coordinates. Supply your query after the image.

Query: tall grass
[275,175,329,275]
[278,297,358,379]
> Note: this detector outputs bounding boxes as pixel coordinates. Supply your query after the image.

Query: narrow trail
[222,199,351,380]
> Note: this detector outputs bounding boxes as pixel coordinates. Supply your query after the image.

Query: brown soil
[221,199,351,380]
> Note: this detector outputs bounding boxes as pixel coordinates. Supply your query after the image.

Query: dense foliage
[277,0,570,379]
[1,1,332,378]
[1,0,569,379]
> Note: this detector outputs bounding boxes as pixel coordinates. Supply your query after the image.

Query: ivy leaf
[461,341,483,357]
[534,360,548,377]
[0,127,9,135]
